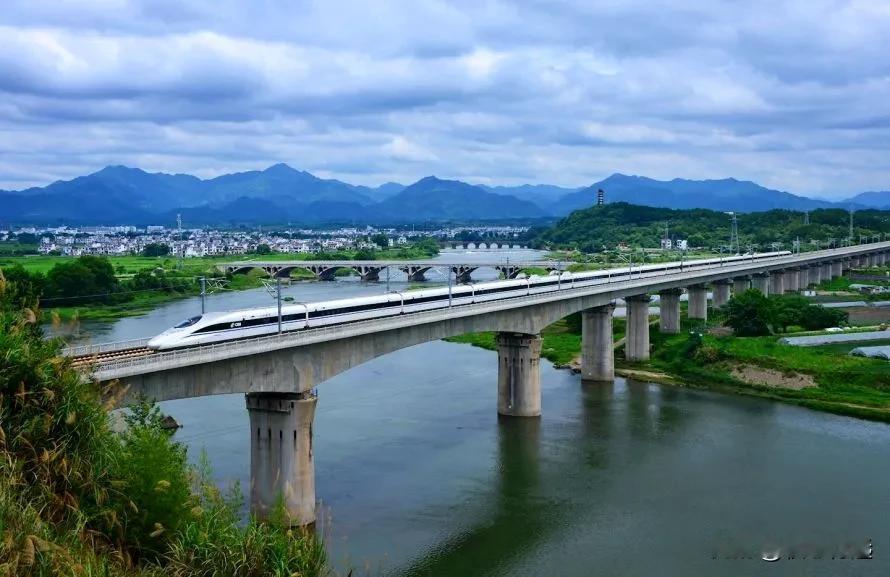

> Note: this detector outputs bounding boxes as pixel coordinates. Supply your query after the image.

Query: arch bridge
[218,259,558,282]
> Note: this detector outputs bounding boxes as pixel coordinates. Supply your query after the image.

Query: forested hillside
[535,203,890,252]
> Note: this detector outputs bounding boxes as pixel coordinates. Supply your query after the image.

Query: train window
[174,315,202,328]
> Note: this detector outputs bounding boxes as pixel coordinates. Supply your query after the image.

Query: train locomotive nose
[147,335,167,350]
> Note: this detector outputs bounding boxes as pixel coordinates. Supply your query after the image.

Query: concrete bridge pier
[809,265,821,287]
[770,270,785,295]
[247,391,317,527]
[353,265,383,282]
[497,332,542,417]
[658,288,682,334]
[752,273,770,295]
[783,269,796,292]
[820,263,832,282]
[625,294,652,362]
[831,261,843,279]
[581,304,615,382]
[733,276,750,295]
[452,265,479,283]
[400,265,431,282]
[688,285,708,320]
[497,265,524,279]
[712,280,732,308]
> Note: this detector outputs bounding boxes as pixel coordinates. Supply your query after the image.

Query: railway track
[69,346,155,368]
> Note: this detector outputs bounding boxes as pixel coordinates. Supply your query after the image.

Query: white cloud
[0,0,888,197]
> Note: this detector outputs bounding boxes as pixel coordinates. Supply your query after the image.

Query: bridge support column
[770,271,785,295]
[658,289,681,334]
[752,273,770,296]
[713,280,732,309]
[733,276,750,295]
[581,304,615,382]
[787,268,801,292]
[453,266,478,283]
[247,391,317,527]
[831,261,843,279]
[687,284,708,320]
[353,266,383,282]
[400,265,430,282]
[820,263,832,282]
[809,265,821,287]
[625,294,651,362]
[497,333,542,417]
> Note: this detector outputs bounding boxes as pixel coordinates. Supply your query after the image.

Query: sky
[0,0,888,199]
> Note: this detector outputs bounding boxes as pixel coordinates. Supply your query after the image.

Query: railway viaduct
[68,243,890,527]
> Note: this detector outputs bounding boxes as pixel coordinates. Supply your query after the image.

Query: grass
[0,246,440,276]
[642,318,890,421]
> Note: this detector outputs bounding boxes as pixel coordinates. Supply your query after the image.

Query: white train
[147,251,789,350]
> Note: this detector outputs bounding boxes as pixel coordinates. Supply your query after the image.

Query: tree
[255,244,272,255]
[142,243,170,257]
[370,233,390,250]
[354,248,377,260]
[44,256,120,304]
[723,289,772,336]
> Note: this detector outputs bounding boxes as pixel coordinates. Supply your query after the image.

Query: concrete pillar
[831,261,843,279]
[809,265,821,287]
[497,332,542,417]
[247,391,317,527]
[785,268,799,292]
[581,304,615,382]
[658,289,681,334]
[733,276,750,295]
[820,262,832,281]
[713,280,732,308]
[625,294,652,362]
[688,284,708,320]
[769,270,785,295]
[751,273,770,296]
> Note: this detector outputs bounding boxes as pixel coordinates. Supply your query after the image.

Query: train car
[149,251,795,351]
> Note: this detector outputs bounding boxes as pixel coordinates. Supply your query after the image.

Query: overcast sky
[1,0,888,198]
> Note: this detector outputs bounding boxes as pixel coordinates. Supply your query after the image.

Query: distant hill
[0,165,885,224]
[481,184,579,211]
[844,191,890,209]
[376,176,546,221]
[554,173,837,214]
[536,202,890,252]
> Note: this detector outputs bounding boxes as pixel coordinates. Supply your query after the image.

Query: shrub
[724,290,771,336]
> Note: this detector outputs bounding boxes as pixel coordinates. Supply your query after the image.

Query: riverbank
[446,311,890,423]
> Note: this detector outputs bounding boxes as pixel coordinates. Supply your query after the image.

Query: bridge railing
[64,338,152,357]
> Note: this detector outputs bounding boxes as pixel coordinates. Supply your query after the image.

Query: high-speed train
[147,251,790,350]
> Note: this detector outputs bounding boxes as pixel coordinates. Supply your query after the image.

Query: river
[51,249,890,575]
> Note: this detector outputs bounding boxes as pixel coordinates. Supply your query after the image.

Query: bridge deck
[80,242,890,382]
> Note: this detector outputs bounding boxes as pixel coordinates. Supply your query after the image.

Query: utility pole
[200,276,206,314]
[803,210,810,225]
[849,207,854,244]
[277,276,282,334]
[448,267,453,307]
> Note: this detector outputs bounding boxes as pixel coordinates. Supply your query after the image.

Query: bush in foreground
[0,270,327,576]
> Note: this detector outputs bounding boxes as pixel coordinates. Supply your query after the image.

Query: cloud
[0,0,889,198]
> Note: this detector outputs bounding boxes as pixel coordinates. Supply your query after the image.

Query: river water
[51,250,890,575]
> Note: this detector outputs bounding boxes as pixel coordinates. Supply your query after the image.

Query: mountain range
[0,164,887,225]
